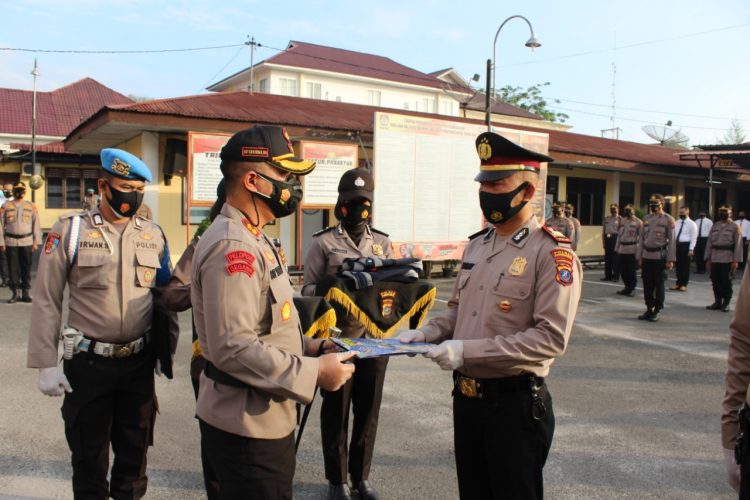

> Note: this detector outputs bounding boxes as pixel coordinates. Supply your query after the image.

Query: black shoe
[356,481,380,500]
[626,290,636,297]
[616,288,628,295]
[600,276,612,281]
[649,310,660,322]
[706,302,721,310]
[0,280,6,288]
[612,277,620,282]
[722,299,731,312]
[21,290,32,303]
[8,291,18,304]
[328,483,352,500]
[638,309,653,320]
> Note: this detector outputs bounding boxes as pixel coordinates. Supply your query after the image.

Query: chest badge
[499,300,511,313]
[372,243,384,257]
[380,290,396,318]
[508,257,528,277]
[88,231,102,239]
[141,232,152,240]
[143,269,154,283]
[281,301,292,321]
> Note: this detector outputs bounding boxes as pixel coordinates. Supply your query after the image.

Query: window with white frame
[259,78,268,93]
[367,90,381,106]
[441,100,455,115]
[280,78,298,97]
[422,98,436,114]
[305,82,322,99]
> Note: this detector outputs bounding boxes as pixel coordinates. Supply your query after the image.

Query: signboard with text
[300,141,359,208]
[187,132,232,206]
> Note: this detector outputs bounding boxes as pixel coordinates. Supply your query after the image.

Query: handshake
[396,330,464,371]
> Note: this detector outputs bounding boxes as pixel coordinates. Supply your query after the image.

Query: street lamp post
[485,15,541,130]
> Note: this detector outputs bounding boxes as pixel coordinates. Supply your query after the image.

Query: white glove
[724,447,740,493]
[155,359,163,377]
[38,367,72,396]
[425,340,464,370]
[395,329,426,343]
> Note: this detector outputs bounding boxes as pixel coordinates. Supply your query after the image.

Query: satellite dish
[642,125,689,147]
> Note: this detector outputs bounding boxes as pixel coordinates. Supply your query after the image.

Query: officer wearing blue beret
[28,148,179,499]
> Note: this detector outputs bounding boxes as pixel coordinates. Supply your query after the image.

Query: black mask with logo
[254,172,302,219]
[610,209,617,216]
[719,211,730,221]
[649,202,661,213]
[479,182,530,225]
[564,209,572,217]
[13,188,25,199]
[679,214,686,220]
[338,201,371,232]
[623,209,633,217]
[105,183,143,218]
[3,190,11,198]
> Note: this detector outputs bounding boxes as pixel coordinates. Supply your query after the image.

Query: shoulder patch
[370,227,389,237]
[313,226,336,237]
[550,249,575,286]
[542,225,572,244]
[468,227,491,240]
[225,250,255,278]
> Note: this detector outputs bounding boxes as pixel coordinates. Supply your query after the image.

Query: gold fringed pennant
[324,286,437,338]
[303,306,338,338]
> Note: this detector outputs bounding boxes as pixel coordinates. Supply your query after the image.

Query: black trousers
[675,242,691,286]
[603,235,619,279]
[694,237,708,273]
[6,245,32,290]
[641,258,667,311]
[0,249,8,282]
[320,355,389,484]
[453,383,555,500]
[61,347,156,500]
[710,262,733,302]
[618,253,637,291]
[743,238,749,270]
[199,420,295,500]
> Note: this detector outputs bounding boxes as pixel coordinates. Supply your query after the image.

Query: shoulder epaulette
[313,226,336,237]
[468,227,491,240]
[542,225,572,244]
[370,227,389,237]
[59,210,87,221]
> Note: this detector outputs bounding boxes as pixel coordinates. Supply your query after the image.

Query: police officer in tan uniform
[399,132,582,500]
[602,203,621,281]
[636,194,676,322]
[545,201,574,239]
[615,204,642,297]
[722,266,750,495]
[0,181,42,303]
[302,167,393,500]
[564,202,581,251]
[27,148,178,499]
[191,125,354,499]
[706,205,743,312]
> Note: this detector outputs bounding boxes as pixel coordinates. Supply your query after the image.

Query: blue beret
[100,148,152,182]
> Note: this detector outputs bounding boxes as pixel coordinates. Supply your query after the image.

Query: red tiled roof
[10,141,68,154]
[461,92,542,120]
[0,78,132,137]
[73,91,699,169]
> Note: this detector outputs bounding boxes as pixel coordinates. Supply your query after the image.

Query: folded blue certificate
[331,338,434,358]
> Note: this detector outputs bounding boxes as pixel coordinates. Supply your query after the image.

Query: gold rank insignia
[372,244,384,256]
[508,257,527,276]
[279,189,291,204]
[499,300,511,313]
[477,137,492,161]
[241,219,261,239]
[88,231,102,239]
[281,301,292,321]
[141,233,152,240]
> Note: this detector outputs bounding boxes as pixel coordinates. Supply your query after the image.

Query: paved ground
[0,264,741,499]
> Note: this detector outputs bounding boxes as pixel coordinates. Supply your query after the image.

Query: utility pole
[246,36,257,93]
[30,59,40,202]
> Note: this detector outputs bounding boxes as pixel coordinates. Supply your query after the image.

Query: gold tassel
[304,307,338,338]
[192,339,203,359]
[323,286,437,338]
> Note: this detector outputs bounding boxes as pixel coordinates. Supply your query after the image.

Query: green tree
[716,118,747,145]
[495,82,569,123]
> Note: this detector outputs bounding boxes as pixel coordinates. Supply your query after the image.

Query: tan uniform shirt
[636,212,677,262]
[615,216,643,255]
[722,266,750,449]
[420,217,582,379]
[302,224,393,338]
[27,207,176,368]
[705,220,743,264]
[603,214,621,240]
[0,199,42,247]
[191,203,318,439]
[160,239,195,313]
[545,216,574,240]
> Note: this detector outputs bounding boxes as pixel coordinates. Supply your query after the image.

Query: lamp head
[525,35,541,49]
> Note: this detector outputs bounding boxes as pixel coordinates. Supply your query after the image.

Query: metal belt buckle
[459,376,480,398]
[113,344,133,358]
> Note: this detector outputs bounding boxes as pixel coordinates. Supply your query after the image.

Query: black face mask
[564,210,572,217]
[105,183,143,218]
[254,172,302,219]
[623,209,633,217]
[340,201,371,231]
[719,211,730,221]
[13,189,25,199]
[740,216,746,220]
[610,209,617,216]
[479,182,529,225]
[649,202,660,213]
[2,190,10,198]
[679,214,686,220]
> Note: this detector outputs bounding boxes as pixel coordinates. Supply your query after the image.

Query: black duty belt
[712,244,735,250]
[204,361,247,388]
[644,245,667,252]
[6,232,32,239]
[620,241,637,246]
[453,372,544,399]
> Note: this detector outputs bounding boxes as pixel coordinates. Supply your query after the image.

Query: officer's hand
[723,447,740,492]
[305,338,338,357]
[317,352,356,391]
[424,340,464,371]
[32,244,38,252]
[155,359,163,377]
[732,261,739,272]
[688,251,694,258]
[396,329,426,344]
[665,261,674,270]
[0,245,4,252]
[706,260,712,270]
[38,367,72,396]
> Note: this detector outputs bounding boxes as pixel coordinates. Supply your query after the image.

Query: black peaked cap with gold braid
[220,125,316,175]
[474,131,554,182]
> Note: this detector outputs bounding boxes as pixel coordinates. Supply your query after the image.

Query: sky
[2,0,749,146]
